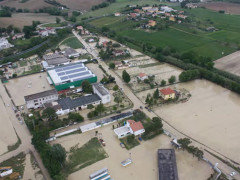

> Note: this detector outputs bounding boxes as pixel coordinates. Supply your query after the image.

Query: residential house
[161,6,174,13]
[0,38,14,50]
[24,89,58,109]
[137,73,148,81]
[114,12,121,16]
[142,6,152,11]
[130,13,137,19]
[39,28,56,37]
[63,48,80,58]
[114,119,145,138]
[169,16,176,22]
[147,7,159,13]
[186,3,197,8]
[102,41,108,48]
[76,26,84,31]
[113,49,125,57]
[178,14,187,20]
[148,20,156,27]
[12,33,25,40]
[114,62,129,70]
[159,88,175,100]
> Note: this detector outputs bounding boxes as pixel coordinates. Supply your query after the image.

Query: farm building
[92,83,111,104]
[160,88,175,100]
[24,89,58,109]
[157,149,179,180]
[42,53,70,69]
[47,62,97,91]
[62,48,80,58]
[114,119,145,138]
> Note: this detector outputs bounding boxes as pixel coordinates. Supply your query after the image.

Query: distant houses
[0,38,14,50]
[12,33,25,40]
[137,73,148,81]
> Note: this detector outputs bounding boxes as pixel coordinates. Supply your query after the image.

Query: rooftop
[43,53,69,66]
[157,149,179,180]
[24,89,58,101]
[47,62,95,85]
[92,83,109,96]
[58,94,101,110]
[160,88,175,95]
[63,48,79,56]
[114,126,130,135]
[138,72,147,78]
[127,120,144,132]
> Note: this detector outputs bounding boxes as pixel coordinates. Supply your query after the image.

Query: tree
[68,112,84,122]
[122,70,130,83]
[95,104,105,115]
[109,62,115,69]
[42,107,57,120]
[127,135,135,144]
[113,84,119,91]
[12,73,17,78]
[152,117,163,129]
[82,80,93,93]
[50,144,66,167]
[178,138,192,150]
[168,75,176,84]
[160,80,166,86]
[145,94,150,104]
[153,88,159,99]
[87,104,94,109]
[56,17,61,24]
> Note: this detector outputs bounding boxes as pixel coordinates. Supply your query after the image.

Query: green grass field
[60,36,83,49]
[88,7,240,60]
[66,137,108,174]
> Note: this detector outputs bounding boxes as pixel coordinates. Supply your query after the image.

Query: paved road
[73,30,240,179]
[0,83,51,180]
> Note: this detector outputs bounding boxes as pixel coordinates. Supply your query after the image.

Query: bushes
[68,112,84,123]
[142,117,163,140]
[179,69,200,82]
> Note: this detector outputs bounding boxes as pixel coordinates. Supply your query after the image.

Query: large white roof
[47,62,95,85]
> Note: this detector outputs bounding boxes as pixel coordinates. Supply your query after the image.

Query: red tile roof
[160,88,175,95]
[138,73,147,78]
[127,120,144,132]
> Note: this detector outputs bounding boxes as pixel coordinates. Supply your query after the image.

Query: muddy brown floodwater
[155,79,240,163]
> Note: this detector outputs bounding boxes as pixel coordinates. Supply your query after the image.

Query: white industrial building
[42,53,70,69]
[24,89,58,109]
[114,120,145,138]
[62,48,80,58]
[92,83,111,104]
[0,38,14,50]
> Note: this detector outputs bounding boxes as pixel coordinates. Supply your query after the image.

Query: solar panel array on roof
[57,72,65,76]
[73,75,94,82]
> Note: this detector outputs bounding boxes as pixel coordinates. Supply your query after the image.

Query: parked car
[120,142,125,148]
[138,137,143,141]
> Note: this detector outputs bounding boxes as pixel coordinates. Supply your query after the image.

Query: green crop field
[87,6,240,60]
[60,36,83,49]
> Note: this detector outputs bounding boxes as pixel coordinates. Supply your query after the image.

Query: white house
[24,89,58,109]
[114,120,145,138]
[92,83,111,104]
[63,48,80,58]
[0,38,14,50]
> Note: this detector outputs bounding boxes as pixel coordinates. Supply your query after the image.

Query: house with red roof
[137,72,148,81]
[159,87,175,100]
[113,120,145,138]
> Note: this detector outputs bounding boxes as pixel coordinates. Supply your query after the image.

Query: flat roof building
[47,62,97,91]
[157,149,179,180]
[42,53,70,69]
[92,83,111,104]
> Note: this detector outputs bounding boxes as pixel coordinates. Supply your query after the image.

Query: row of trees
[178,138,204,160]
[142,117,163,140]
[87,104,106,118]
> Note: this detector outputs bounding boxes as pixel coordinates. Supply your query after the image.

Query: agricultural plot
[5,72,53,106]
[214,50,240,76]
[88,7,240,60]
[0,0,52,10]
[56,0,106,10]
[54,124,212,180]
[60,36,83,49]
[0,13,64,29]
[154,79,240,164]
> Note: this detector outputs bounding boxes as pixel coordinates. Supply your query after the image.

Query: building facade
[159,88,176,100]
[92,83,111,104]
[24,89,58,109]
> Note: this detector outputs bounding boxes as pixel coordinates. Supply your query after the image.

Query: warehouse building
[47,62,97,91]
[24,89,58,109]
[42,53,70,69]
[92,83,111,104]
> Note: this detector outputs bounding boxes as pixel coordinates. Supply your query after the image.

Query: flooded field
[5,73,53,106]
[154,79,240,163]
[0,88,18,155]
[214,50,240,76]
[116,63,182,92]
[53,124,212,180]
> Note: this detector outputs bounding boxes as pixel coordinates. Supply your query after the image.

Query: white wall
[26,94,58,109]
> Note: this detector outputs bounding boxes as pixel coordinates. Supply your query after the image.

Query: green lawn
[60,36,83,49]
[19,61,28,67]
[21,64,42,75]
[0,153,26,177]
[120,136,140,150]
[65,137,108,174]
[42,23,63,28]
[88,7,240,60]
